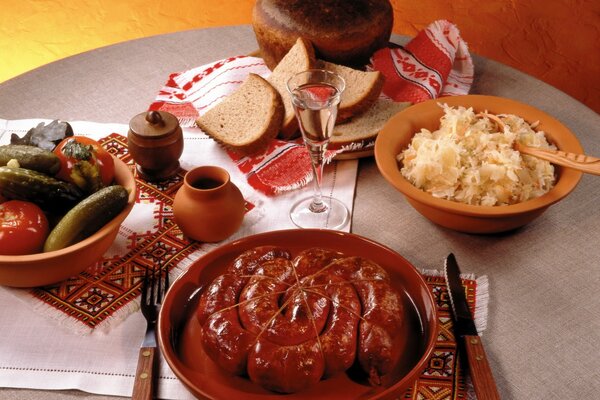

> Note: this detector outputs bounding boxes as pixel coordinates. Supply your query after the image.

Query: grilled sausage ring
[196,246,403,393]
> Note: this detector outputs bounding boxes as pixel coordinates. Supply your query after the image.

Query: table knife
[444,253,500,400]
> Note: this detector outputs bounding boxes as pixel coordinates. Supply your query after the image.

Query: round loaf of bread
[252,0,393,70]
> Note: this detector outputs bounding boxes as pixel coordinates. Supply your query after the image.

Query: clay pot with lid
[128,110,184,181]
[173,166,245,243]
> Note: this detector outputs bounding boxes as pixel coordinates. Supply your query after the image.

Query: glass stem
[307,142,327,213]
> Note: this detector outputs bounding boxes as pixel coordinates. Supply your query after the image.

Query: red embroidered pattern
[402,275,476,399]
[150,100,199,122]
[370,20,473,104]
[150,56,341,196]
[27,133,253,329]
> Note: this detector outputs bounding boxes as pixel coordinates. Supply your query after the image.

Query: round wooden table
[1,25,599,399]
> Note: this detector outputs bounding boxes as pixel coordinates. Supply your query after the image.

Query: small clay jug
[128,110,184,181]
[173,166,245,243]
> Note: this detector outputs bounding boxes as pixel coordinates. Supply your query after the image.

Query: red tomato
[0,200,49,255]
[54,136,115,193]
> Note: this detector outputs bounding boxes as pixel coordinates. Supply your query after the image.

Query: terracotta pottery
[128,110,184,181]
[0,156,137,287]
[173,166,245,243]
[156,229,438,399]
[374,95,583,234]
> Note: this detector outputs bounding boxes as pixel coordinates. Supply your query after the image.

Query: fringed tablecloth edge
[419,268,489,333]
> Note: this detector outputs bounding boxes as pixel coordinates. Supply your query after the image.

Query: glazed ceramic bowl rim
[375,94,583,218]
[157,228,439,399]
[0,155,136,262]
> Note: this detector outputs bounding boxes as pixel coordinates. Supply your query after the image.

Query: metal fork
[132,266,169,400]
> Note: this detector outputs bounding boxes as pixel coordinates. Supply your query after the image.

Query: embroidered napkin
[370,19,474,102]
[150,56,336,196]
[149,20,473,195]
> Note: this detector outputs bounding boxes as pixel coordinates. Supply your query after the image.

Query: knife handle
[464,335,501,400]
[132,346,156,400]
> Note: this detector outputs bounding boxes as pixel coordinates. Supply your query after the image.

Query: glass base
[289,196,350,230]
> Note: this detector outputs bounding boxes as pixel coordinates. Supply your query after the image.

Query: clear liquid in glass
[287,70,349,230]
[291,83,340,145]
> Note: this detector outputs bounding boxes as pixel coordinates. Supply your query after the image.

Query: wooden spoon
[513,142,600,175]
[477,112,600,176]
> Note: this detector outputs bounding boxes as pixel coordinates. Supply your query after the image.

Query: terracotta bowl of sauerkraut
[374,95,583,234]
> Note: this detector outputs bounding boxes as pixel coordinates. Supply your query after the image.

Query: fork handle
[132,346,156,400]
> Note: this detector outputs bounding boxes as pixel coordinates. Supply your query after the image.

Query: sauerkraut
[397,104,556,206]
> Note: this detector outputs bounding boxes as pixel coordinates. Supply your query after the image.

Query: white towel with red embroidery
[150,20,473,196]
[371,19,474,102]
[150,56,334,196]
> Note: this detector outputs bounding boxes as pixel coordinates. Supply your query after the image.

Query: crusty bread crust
[320,61,385,123]
[252,0,393,70]
[195,73,284,156]
[329,99,411,149]
[267,37,317,140]
[338,73,384,122]
[252,10,297,70]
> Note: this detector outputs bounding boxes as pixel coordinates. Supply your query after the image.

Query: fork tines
[141,266,170,306]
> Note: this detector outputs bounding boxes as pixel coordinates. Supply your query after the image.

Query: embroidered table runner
[13,133,206,330]
[413,272,485,400]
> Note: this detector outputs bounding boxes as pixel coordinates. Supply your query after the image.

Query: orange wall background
[1,0,599,113]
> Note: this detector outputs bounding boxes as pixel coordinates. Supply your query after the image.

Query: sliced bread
[195,73,284,155]
[267,37,317,140]
[320,61,385,123]
[330,98,411,149]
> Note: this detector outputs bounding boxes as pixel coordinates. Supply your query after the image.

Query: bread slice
[330,98,411,149]
[267,37,317,140]
[195,73,284,155]
[320,61,385,123]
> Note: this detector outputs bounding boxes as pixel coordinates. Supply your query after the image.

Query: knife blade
[444,253,500,400]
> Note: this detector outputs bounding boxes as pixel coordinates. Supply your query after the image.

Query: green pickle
[43,185,129,252]
[0,145,61,174]
[0,166,83,213]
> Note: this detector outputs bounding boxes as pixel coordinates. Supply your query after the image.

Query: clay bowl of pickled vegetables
[374,95,583,234]
[0,128,136,287]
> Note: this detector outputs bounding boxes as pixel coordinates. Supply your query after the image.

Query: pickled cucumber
[0,145,60,174]
[0,166,83,213]
[43,185,129,252]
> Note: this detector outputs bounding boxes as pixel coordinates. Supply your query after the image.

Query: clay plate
[157,229,438,400]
